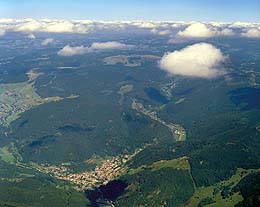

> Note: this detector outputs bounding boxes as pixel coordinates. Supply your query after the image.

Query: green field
[182,168,260,207]
[0,81,62,126]
[0,146,16,164]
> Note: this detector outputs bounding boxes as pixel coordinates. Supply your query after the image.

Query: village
[44,153,132,191]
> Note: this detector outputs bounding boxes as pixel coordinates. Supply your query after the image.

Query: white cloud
[151,28,171,35]
[41,38,54,45]
[132,21,158,29]
[0,19,257,38]
[43,21,74,33]
[58,41,132,56]
[177,22,217,39]
[0,29,5,36]
[176,22,235,40]
[90,41,131,50]
[15,20,42,32]
[167,38,188,44]
[229,22,258,28]
[159,43,226,79]
[57,45,89,56]
[241,28,260,38]
[0,18,15,24]
[27,33,36,39]
[171,22,188,28]
[218,28,235,36]
[210,22,230,27]
[10,19,92,34]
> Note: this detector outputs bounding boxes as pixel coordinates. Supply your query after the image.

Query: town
[43,153,134,191]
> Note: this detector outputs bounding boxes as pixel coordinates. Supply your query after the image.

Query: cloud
[57,45,89,56]
[0,18,15,24]
[175,22,235,41]
[218,28,235,36]
[171,22,188,28]
[4,19,123,34]
[159,43,226,78]
[11,19,92,34]
[41,38,54,45]
[27,33,36,39]
[177,22,217,39]
[228,22,258,28]
[241,28,260,38]
[90,41,132,50]
[151,28,171,35]
[58,41,132,56]
[43,21,74,33]
[132,21,158,29]
[0,19,257,38]
[15,20,42,32]
[167,38,188,44]
[0,29,5,36]
[169,22,236,43]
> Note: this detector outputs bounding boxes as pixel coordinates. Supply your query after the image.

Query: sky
[0,0,260,22]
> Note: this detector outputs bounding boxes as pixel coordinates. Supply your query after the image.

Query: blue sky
[0,0,259,22]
